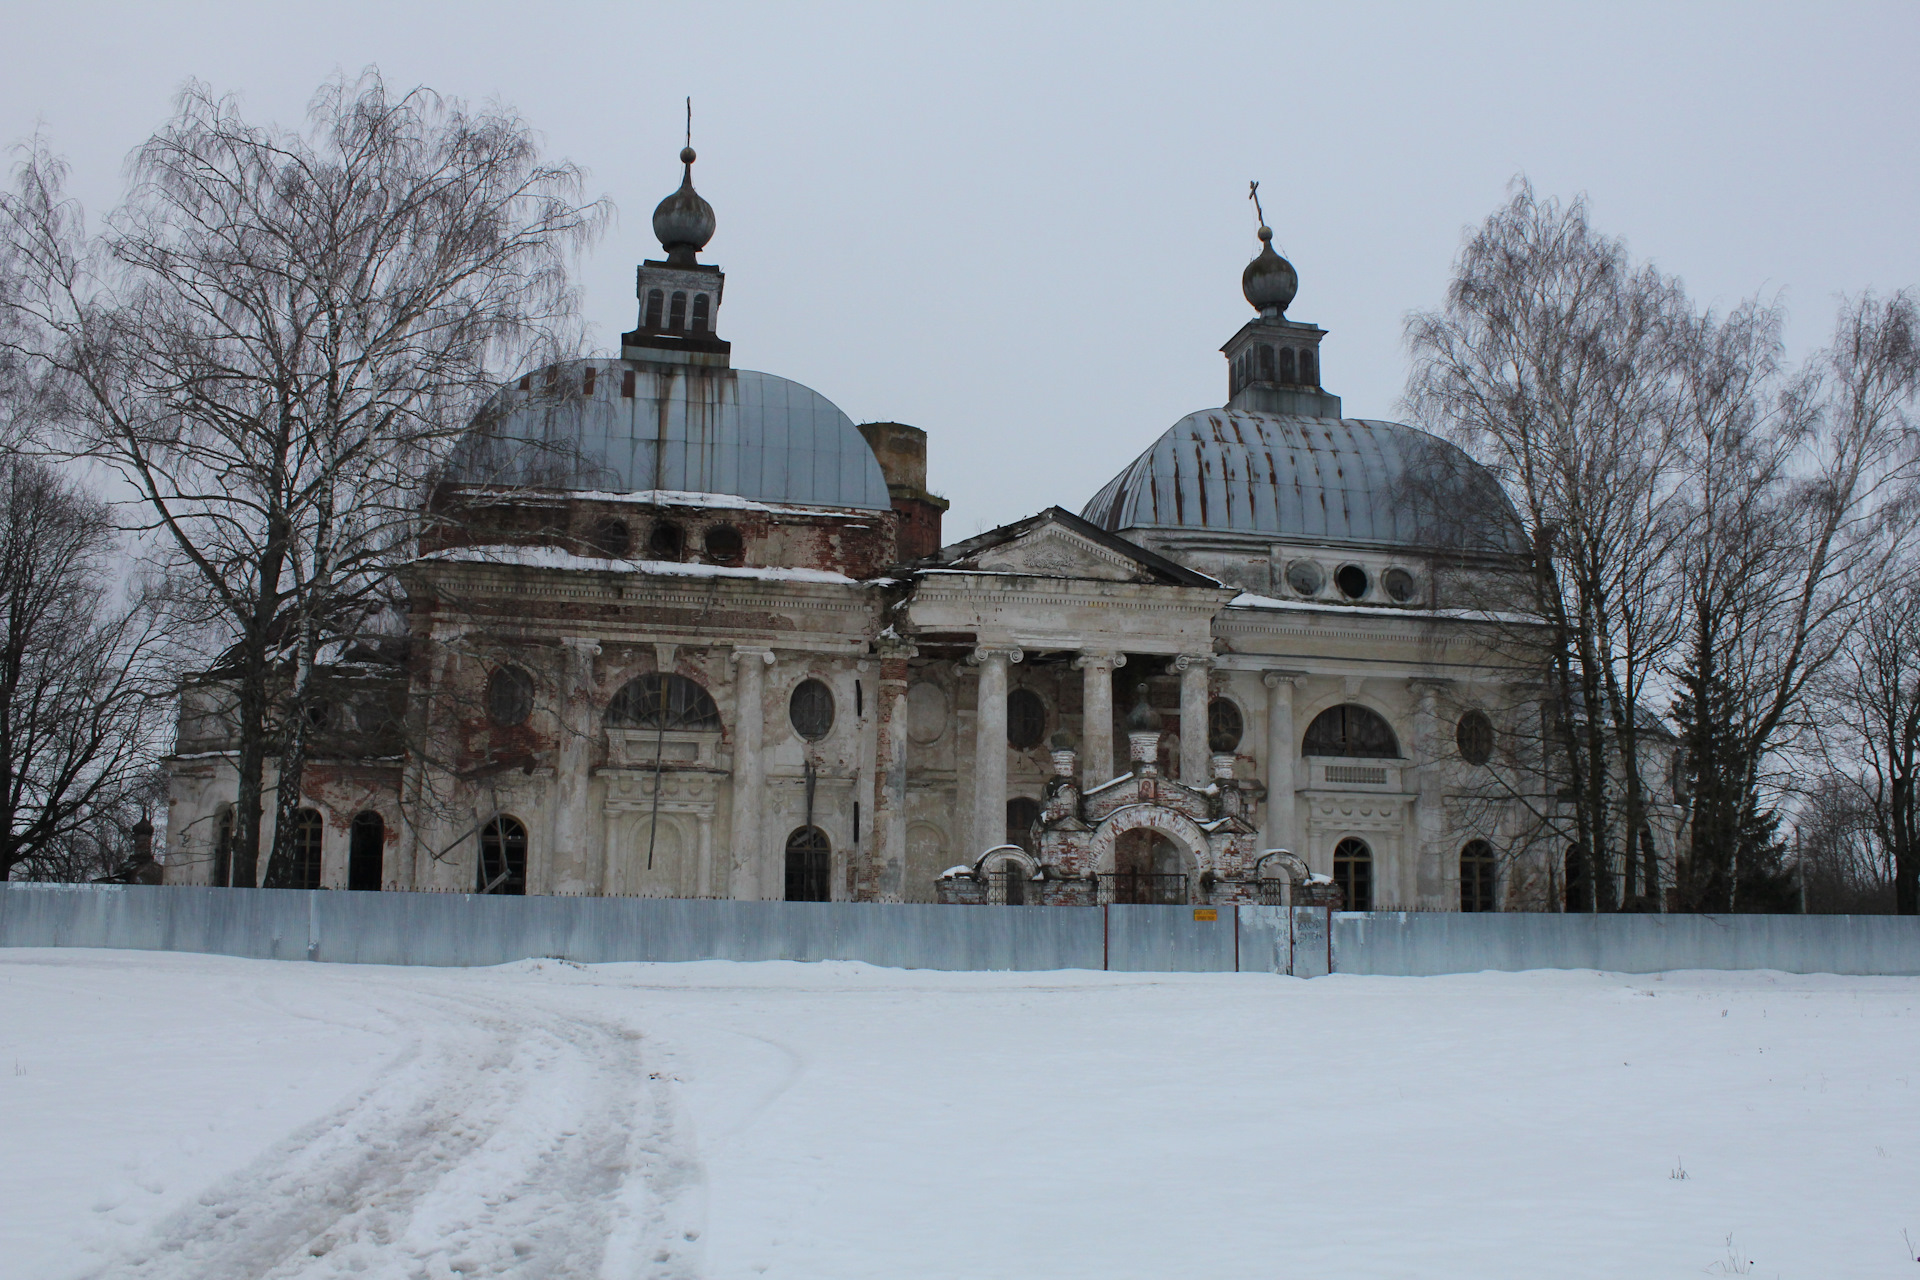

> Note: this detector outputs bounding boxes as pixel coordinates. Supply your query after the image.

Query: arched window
[647,521,684,562]
[691,293,711,331]
[1005,796,1041,854]
[607,673,722,731]
[1455,710,1494,765]
[668,291,688,329]
[478,815,528,895]
[1279,347,1297,383]
[789,679,835,741]
[1333,837,1372,911]
[587,516,631,558]
[290,808,323,891]
[1007,688,1046,749]
[349,811,385,891]
[785,826,831,901]
[1299,349,1317,385]
[645,289,665,328]
[1302,704,1400,758]
[487,665,535,728]
[703,524,744,565]
[213,806,235,888]
[1460,839,1496,912]
[1207,697,1244,753]
[1258,344,1275,381]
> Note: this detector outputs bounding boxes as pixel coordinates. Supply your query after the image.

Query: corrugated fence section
[3,884,1918,976]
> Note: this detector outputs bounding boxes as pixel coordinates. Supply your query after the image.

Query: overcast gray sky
[7,1,1916,535]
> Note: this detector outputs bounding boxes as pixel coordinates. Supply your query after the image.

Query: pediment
[964,526,1150,582]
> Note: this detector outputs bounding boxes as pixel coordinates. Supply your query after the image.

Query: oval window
[1207,697,1244,753]
[487,665,535,727]
[1286,560,1324,596]
[790,678,835,741]
[1335,565,1369,599]
[1456,709,1494,765]
[1383,568,1416,602]
[704,524,744,565]
[1007,688,1046,749]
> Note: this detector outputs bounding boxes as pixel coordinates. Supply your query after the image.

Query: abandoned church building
[163,151,1681,911]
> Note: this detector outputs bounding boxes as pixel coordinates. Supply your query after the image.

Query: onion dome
[651,146,716,264]
[1123,685,1162,733]
[1241,225,1298,316]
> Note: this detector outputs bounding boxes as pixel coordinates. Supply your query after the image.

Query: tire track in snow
[81,976,705,1280]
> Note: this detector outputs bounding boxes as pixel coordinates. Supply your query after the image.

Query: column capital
[1262,669,1307,689]
[561,635,602,655]
[874,633,918,659]
[1172,652,1213,673]
[966,645,1024,666]
[1072,650,1126,671]
[729,646,777,666]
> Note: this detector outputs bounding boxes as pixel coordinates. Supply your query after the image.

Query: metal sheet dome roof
[447,359,892,510]
[1080,409,1526,552]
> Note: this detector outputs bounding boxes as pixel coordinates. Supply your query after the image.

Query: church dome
[652,147,717,260]
[1080,410,1526,552]
[1242,226,1297,315]
[446,359,892,510]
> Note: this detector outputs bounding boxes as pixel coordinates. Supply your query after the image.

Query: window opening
[702,524,744,565]
[784,826,831,901]
[1286,560,1324,596]
[487,665,535,727]
[1333,837,1372,911]
[1109,829,1187,904]
[606,673,721,730]
[1456,710,1494,765]
[668,291,687,329]
[478,815,528,895]
[1258,344,1275,380]
[647,521,685,561]
[290,808,323,891]
[790,679,835,740]
[1383,567,1416,602]
[587,516,631,558]
[582,365,597,396]
[1334,564,1369,599]
[1300,349,1317,385]
[1280,347,1297,382]
[1564,845,1592,912]
[214,806,235,888]
[691,293,710,330]
[1302,704,1399,758]
[1460,839,1496,912]
[645,289,665,328]
[621,369,636,398]
[1006,797,1041,855]
[1007,688,1046,749]
[349,812,384,891]
[1208,697,1244,753]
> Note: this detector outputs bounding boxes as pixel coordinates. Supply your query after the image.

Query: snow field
[1,949,1915,1279]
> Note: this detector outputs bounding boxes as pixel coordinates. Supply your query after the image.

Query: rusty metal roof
[1080,410,1524,552]
[447,360,891,510]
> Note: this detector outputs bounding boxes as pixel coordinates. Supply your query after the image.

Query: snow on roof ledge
[419,544,862,585]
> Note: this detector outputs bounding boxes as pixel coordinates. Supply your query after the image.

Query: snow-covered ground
[2,950,1916,1279]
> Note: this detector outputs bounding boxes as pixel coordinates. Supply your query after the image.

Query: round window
[647,521,685,562]
[1383,568,1416,602]
[703,524,744,565]
[1335,565,1369,599]
[487,666,535,727]
[1286,560,1324,596]
[1007,688,1046,749]
[587,516,631,558]
[1456,709,1494,765]
[1207,697,1244,753]
[789,678,835,741]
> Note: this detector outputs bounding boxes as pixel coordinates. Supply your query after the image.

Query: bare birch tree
[0,72,603,886]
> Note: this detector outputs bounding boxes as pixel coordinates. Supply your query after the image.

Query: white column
[1073,650,1124,789]
[728,648,774,899]
[1176,654,1212,785]
[553,636,600,895]
[1411,678,1451,909]
[875,641,914,901]
[1262,671,1301,854]
[968,646,1021,859]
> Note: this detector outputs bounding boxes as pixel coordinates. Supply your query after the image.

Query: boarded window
[349,811,384,892]
[789,679,835,740]
[1460,839,1496,912]
[290,809,323,891]
[479,815,528,895]
[1208,697,1244,753]
[607,674,721,731]
[1333,837,1372,911]
[1007,688,1046,749]
[1302,704,1399,758]
[785,826,831,901]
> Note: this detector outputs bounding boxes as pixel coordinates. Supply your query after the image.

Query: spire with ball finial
[651,98,716,266]
[1241,180,1298,317]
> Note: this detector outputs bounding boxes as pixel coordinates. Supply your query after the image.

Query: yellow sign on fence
[1193,908,1219,922]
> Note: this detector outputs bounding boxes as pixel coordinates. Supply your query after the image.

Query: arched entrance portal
[1089,805,1209,906]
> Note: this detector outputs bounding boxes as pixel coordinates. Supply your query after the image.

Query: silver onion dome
[651,146,717,264]
[1241,225,1298,316]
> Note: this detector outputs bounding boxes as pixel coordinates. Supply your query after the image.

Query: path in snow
[4,950,1919,1280]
